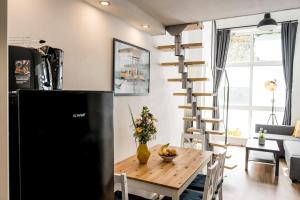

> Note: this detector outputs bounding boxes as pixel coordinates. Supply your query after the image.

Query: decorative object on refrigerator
[9,44,64,92]
[9,46,49,91]
[40,46,64,89]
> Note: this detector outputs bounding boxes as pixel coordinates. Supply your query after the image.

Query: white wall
[0,0,8,199]
[216,9,300,125]
[8,0,181,162]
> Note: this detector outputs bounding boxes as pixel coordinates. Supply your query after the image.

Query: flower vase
[137,143,151,164]
[259,137,265,146]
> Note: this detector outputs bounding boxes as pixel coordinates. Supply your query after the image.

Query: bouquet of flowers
[129,106,157,144]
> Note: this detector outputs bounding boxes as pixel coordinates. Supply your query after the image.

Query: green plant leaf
[128,105,137,128]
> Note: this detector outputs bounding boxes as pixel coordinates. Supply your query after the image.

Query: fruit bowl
[159,154,177,162]
[158,144,178,162]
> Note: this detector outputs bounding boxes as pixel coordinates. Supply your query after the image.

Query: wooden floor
[223,147,300,200]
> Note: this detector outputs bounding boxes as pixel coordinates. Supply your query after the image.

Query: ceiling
[83,0,165,35]
[129,0,300,25]
[84,0,300,35]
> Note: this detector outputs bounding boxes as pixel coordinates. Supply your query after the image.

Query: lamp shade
[257,13,277,31]
[264,80,277,92]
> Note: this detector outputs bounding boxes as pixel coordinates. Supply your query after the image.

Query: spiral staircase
[158,22,237,170]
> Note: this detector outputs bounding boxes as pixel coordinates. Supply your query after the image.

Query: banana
[159,143,170,156]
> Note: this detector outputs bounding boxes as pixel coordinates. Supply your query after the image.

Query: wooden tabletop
[114,145,212,189]
[246,139,280,152]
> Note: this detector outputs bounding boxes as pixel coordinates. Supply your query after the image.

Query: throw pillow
[293,121,300,138]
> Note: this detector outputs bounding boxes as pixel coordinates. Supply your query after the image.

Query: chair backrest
[202,160,219,200]
[114,173,129,200]
[181,133,203,149]
[217,148,227,181]
[214,149,226,193]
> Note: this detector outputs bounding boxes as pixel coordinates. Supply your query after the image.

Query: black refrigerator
[9,90,114,200]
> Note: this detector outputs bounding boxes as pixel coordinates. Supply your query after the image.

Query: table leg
[275,153,279,177]
[245,148,249,171]
[172,194,180,200]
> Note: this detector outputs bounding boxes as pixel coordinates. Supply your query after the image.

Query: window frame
[223,29,285,135]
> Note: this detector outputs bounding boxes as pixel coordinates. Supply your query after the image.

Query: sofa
[255,124,300,182]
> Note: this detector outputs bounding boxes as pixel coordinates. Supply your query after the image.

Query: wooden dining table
[114,145,213,200]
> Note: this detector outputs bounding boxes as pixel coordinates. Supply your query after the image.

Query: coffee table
[245,139,280,176]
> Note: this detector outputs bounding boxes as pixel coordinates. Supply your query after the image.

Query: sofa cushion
[283,140,300,169]
[253,133,300,141]
[293,121,300,138]
[255,124,294,136]
[284,140,300,156]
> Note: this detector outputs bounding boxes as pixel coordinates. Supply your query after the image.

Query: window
[221,27,285,137]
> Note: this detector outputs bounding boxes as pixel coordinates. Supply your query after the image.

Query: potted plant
[129,106,157,164]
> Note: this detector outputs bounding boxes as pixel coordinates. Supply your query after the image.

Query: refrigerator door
[9,94,20,200]
[17,90,114,200]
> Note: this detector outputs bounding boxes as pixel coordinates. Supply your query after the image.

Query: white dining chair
[187,149,227,200]
[202,160,220,200]
[181,132,204,149]
[114,173,129,200]
[161,160,219,200]
[114,173,157,200]
[214,149,227,200]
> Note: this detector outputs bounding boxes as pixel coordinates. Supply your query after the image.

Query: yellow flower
[136,127,143,134]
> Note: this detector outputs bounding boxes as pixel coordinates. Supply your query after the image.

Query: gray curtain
[281,22,298,125]
[212,26,231,129]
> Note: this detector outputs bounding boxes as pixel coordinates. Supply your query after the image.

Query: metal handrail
[224,70,229,145]
[215,67,230,145]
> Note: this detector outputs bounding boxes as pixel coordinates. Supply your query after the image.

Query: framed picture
[113,38,150,96]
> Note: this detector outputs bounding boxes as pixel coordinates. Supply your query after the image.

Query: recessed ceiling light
[99,1,110,6]
[142,24,150,29]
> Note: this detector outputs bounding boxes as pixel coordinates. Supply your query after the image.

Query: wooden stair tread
[224,164,238,170]
[228,143,245,147]
[205,130,225,135]
[182,133,203,139]
[209,142,229,148]
[183,117,223,123]
[186,128,201,133]
[186,128,224,135]
[157,43,203,51]
[173,92,216,97]
[213,150,231,158]
[178,105,217,110]
[161,60,205,66]
[184,22,204,31]
[202,118,223,123]
[167,77,209,82]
